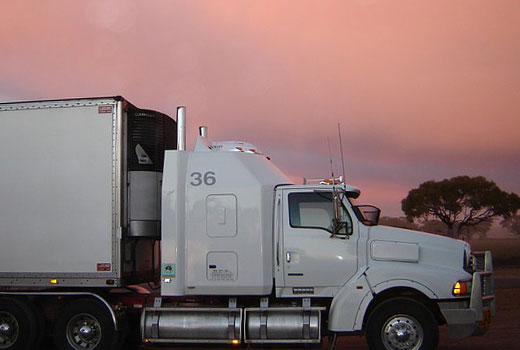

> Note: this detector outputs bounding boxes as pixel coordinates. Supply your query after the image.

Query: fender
[366,262,467,299]
[328,272,372,332]
[371,279,438,298]
[351,279,438,331]
[329,275,440,332]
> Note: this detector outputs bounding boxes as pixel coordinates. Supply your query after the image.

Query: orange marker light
[452,281,468,296]
[231,339,240,345]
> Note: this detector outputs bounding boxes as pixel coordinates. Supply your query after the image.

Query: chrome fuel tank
[245,307,325,343]
[141,307,242,343]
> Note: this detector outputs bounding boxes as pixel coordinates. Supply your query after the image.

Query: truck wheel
[0,298,38,350]
[28,302,46,350]
[54,299,117,350]
[366,298,438,350]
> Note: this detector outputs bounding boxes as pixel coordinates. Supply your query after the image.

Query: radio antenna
[338,123,346,185]
[327,137,335,182]
[328,137,343,237]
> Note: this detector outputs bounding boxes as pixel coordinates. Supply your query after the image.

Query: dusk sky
[1,1,519,216]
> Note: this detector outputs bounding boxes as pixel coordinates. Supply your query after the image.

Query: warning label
[97,263,111,272]
[209,269,235,281]
[98,106,113,114]
[161,263,176,277]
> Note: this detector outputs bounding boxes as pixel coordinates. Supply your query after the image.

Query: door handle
[286,251,292,263]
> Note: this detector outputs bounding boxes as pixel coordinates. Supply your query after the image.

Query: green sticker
[162,263,176,277]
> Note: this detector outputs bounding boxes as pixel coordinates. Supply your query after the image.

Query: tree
[420,219,450,236]
[501,215,520,236]
[379,216,419,230]
[464,220,492,240]
[401,176,520,240]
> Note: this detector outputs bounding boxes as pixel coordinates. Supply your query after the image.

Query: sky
[1,0,519,216]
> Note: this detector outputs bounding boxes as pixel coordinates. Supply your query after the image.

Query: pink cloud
[1,1,519,215]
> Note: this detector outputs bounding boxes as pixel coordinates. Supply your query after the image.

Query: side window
[288,192,352,234]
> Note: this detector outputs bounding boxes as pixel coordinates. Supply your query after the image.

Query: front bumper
[439,251,496,339]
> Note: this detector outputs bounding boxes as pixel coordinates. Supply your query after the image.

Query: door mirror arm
[330,219,350,239]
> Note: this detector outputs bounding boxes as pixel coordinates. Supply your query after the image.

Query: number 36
[190,171,216,186]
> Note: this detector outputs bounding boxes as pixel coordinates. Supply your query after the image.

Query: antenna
[327,137,335,181]
[328,137,344,237]
[337,123,346,185]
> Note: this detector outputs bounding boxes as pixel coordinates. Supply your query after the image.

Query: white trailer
[0,98,495,350]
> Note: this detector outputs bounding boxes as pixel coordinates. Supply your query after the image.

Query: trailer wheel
[0,298,38,350]
[54,299,117,350]
[366,298,438,350]
[29,301,46,350]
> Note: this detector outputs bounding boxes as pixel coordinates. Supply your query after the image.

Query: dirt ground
[138,266,520,350]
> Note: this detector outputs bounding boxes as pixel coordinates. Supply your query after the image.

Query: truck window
[288,192,351,234]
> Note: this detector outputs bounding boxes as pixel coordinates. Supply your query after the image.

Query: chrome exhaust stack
[199,126,208,138]
[177,106,186,151]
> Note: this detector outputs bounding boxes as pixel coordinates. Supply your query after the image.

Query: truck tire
[0,298,39,350]
[54,299,117,350]
[29,301,46,350]
[366,298,438,350]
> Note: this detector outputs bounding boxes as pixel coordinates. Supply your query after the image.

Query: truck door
[280,190,358,295]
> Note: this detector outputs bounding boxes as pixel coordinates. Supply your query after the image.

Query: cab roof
[276,184,361,198]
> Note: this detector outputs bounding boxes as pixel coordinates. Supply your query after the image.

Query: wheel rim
[66,313,102,350]
[0,311,19,349]
[381,314,423,350]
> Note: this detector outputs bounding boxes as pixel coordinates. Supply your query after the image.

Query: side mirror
[353,205,381,226]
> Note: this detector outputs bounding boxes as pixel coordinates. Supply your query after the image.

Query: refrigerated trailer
[0,97,495,350]
[0,97,175,288]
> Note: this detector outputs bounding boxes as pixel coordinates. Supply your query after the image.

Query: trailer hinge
[260,297,269,309]
[153,297,162,308]
[228,297,237,308]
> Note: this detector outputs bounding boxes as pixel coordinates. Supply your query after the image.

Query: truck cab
[150,126,495,348]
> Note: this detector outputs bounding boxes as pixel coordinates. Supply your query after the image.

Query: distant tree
[401,176,520,240]
[463,220,493,240]
[501,215,520,235]
[379,216,419,230]
[420,220,450,236]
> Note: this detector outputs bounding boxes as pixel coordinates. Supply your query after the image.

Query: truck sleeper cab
[144,122,495,349]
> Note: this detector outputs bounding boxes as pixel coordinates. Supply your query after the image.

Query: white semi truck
[0,97,495,350]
